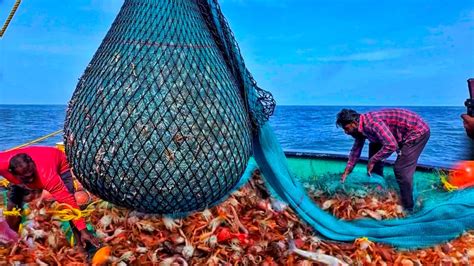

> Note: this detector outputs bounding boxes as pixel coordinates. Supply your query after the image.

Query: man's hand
[367,162,375,176]
[23,190,42,203]
[341,168,352,183]
[5,203,22,232]
[461,114,474,139]
[341,172,348,183]
[79,229,100,248]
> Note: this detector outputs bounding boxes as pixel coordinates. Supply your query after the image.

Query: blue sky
[0,0,473,106]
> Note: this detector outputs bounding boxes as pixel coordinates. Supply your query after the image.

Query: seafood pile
[1,171,474,265]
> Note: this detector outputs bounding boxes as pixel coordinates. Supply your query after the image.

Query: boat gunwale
[284,149,451,172]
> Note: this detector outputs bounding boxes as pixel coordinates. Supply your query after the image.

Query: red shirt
[0,146,86,230]
[347,109,430,170]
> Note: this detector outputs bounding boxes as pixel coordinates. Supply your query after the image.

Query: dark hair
[8,153,33,174]
[336,109,360,128]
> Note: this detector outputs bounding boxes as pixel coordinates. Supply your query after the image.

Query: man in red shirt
[336,109,430,212]
[0,146,99,248]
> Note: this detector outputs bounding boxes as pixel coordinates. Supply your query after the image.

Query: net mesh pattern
[64,0,274,214]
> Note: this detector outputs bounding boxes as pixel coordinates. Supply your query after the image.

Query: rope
[2,207,22,217]
[47,202,96,221]
[6,129,63,152]
[51,201,102,246]
[0,0,22,38]
[1,201,100,220]
[440,175,458,192]
[0,179,9,187]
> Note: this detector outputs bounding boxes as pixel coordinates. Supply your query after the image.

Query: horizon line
[0,103,464,107]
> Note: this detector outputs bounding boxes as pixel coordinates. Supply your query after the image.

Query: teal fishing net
[64,0,474,249]
[64,0,274,215]
[252,125,474,248]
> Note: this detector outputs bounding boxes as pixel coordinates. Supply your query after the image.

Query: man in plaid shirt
[336,108,430,211]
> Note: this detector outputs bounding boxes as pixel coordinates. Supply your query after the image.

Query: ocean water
[0,105,470,167]
[269,106,471,167]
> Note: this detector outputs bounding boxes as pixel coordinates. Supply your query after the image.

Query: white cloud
[427,9,474,47]
[314,48,409,62]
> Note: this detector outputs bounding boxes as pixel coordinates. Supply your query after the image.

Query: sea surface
[0,105,471,167]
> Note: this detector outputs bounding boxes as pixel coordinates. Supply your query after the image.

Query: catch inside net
[64,0,274,215]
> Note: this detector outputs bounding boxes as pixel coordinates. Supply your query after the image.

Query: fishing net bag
[64,0,274,214]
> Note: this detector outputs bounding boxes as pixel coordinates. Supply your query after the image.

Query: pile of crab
[1,171,474,265]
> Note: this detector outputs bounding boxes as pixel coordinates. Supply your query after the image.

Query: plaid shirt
[347,109,430,170]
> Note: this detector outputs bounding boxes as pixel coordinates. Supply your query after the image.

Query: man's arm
[45,174,87,231]
[342,137,366,182]
[46,175,100,247]
[345,137,366,173]
[6,185,25,231]
[368,121,398,165]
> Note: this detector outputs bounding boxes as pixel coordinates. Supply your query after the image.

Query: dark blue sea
[0,105,471,167]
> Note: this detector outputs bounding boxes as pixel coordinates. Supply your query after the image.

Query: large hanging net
[64,0,274,214]
[64,0,474,249]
